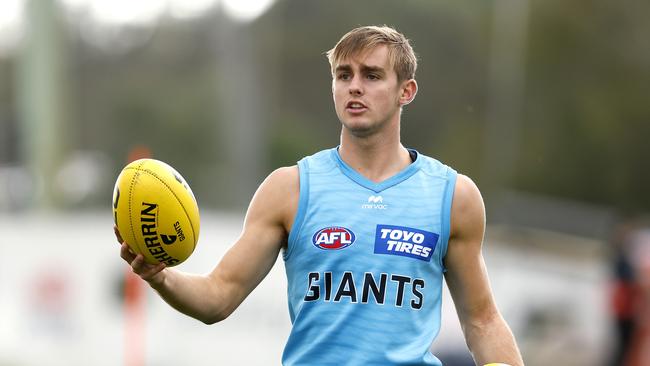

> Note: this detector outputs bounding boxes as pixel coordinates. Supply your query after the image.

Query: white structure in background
[0,211,613,366]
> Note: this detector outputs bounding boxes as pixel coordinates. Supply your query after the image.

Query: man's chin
[341,122,379,138]
[339,112,392,136]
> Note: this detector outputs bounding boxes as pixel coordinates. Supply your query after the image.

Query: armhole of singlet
[284,158,310,261]
[438,166,457,271]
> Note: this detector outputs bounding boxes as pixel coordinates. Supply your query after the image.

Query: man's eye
[338,73,351,80]
[367,74,379,80]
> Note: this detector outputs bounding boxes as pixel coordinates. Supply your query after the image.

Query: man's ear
[399,79,418,106]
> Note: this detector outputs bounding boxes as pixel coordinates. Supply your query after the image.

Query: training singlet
[282,147,457,366]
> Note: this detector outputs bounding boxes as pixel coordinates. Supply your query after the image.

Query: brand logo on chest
[312,227,356,250]
[361,195,388,210]
[374,225,439,261]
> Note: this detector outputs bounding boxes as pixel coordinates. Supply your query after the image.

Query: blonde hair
[326,25,417,82]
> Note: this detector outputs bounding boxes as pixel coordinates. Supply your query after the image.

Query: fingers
[130,253,148,273]
[131,253,166,282]
[120,242,137,263]
[114,225,124,244]
[116,227,166,282]
[123,247,166,282]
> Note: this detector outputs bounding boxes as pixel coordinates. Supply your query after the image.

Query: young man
[115,26,524,366]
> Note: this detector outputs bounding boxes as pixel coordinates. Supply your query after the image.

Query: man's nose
[349,77,363,96]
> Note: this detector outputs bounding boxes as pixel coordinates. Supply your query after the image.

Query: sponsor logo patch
[312,227,356,250]
[361,195,388,210]
[374,225,439,262]
[368,195,383,203]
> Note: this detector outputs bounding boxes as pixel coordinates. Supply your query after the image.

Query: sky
[0,0,275,55]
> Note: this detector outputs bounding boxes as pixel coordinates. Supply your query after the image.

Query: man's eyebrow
[334,65,352,73]
[334,64,386,74]
[360,65,385,74]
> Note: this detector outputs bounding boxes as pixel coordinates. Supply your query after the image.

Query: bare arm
[116,166,299,324]
[444,174,524,366]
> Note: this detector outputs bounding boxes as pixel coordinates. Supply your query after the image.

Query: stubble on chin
[340,118,385,139]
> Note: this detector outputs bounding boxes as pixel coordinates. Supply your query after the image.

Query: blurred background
[1,0,649,365]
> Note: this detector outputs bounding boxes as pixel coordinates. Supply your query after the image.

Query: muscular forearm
[148,269,231,324]
[463,313,524,366]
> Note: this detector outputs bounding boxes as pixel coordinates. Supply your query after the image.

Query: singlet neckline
[331,147,423,193]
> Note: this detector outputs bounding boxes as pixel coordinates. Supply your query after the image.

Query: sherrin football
[112,159,200,266]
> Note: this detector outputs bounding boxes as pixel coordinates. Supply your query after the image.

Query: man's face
[332,45,408,137]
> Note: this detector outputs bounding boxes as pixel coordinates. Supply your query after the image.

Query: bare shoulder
[450,174,485,239]
[247,166,299,231]
[265,165,299,187]
[259,166,300,203]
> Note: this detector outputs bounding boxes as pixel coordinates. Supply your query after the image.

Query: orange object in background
[123,145,151,366]
[124,270,145,366]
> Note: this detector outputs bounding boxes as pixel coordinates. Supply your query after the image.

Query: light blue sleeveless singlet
[282,147,457,366]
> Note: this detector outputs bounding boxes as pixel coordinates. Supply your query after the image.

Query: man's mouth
[346,101,367,111]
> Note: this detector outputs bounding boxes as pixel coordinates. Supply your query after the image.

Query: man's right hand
[115,225,166,284]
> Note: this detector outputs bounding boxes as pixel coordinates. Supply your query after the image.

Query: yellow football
[112,159,200,266]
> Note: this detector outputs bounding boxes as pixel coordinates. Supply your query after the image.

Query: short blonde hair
[326,25,417,82]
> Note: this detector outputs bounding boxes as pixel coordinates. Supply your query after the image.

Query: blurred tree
[517,0,650,212]
[68,13,224,206]
[4,0,647,213]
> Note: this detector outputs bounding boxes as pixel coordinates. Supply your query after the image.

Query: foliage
[1,0,648,212]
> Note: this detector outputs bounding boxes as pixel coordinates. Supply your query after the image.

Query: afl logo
[312,227,356,250]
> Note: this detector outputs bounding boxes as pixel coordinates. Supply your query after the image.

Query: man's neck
[338,127,412,183]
